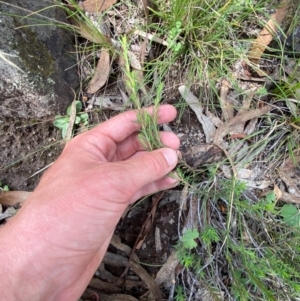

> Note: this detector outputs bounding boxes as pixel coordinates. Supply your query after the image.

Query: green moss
[12,19,54,78]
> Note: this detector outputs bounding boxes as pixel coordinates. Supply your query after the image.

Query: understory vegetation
[3,0,300,299]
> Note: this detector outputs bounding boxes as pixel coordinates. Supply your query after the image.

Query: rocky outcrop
[0,0,78,119]
[286,26,300,54]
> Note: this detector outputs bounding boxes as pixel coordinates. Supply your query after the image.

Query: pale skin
[0,105,180,301]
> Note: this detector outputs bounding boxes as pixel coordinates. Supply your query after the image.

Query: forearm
[0,214,54,301]
[0,194,122,301]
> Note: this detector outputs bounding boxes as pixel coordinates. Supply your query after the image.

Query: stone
[286,25,300,55]
[0,0,79,119]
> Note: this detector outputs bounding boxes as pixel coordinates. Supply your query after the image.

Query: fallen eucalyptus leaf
[248,0,288,68]
[0,191,31,206]
[91,95,125,110]
[179,85,216,143]
[87,49,110,94]
[80,0,117,13]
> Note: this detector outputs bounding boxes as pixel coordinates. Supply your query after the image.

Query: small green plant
[53,101,88,138]
[120,35,164,151]
[175,229,199,268]
[280,204,300,227]
[200,226,220,246]
[0,181,9,192]
[255,191,277,214]
[181,228,199,249]
[174,285,185,301]
[167,21,183,53]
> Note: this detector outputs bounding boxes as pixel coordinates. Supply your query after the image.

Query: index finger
[89,104,177,143]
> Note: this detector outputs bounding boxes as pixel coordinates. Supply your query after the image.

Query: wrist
[0,213,51,300]
[0,192,123,301]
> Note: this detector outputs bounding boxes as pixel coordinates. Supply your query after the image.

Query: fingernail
[163,149,178,166]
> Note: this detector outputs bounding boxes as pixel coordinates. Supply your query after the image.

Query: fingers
[129,174,179,203]
[115,131,180,161]
[121,148,179,199]
[88,105,177,143]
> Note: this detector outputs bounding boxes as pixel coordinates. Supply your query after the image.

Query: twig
[119,192,165,281]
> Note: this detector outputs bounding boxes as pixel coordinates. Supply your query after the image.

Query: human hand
[0,105,180,301]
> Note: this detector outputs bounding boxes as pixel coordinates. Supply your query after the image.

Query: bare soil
[0,117,63,190]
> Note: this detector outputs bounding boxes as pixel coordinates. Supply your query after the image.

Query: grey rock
[286,26,300,55]
[0,0,78,119]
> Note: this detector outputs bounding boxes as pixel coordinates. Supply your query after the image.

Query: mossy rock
[0,0,79,119]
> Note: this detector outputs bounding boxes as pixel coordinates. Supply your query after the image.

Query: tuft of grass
[149,0,270,87]
[176,177,300,300]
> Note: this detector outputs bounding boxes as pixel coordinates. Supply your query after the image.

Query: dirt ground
[0,117,63,190]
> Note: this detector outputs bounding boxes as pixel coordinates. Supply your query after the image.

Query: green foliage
[181,229,199,249]
[137,109,162,151]
[280,204,300,227]
[150,0,269,87]
[257,191,277,214]
[53,101,88,138]
[0,181,9,191]
[200,226,220,246]
[256,86,268,97]
[167,21,183,53]
[120,36,165,151]
[175,229,200,268]
[176,177,300,300]
[273,81,300,100]
[176,250,196,269]
[174,285,185,301]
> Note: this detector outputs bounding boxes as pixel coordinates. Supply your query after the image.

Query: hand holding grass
[0,105,180,301]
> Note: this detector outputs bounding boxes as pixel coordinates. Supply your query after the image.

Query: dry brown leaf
[80,0,117,12]
[65,99,77,141]
[182,144,223,168]
[136,195,159,250]
[155,251,179,286]
[98,294,139,301]
[248,0,289,65]
[87,49,110,94]
[128,51,142,70]
[179,85,216,143]
[103,252,163,301]
[155,227,162,252]
[88,278,122,294]
[280,191,300,204]
[278,150,300,202]
[213,105,272,144]
[141,0,150,21]
[274,184,283,201]
[219,78,234,121]
[139,39,148,67]
[0,191,31,206]
[110,234,140,263]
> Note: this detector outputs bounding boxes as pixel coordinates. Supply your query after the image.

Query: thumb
[125,148,179,190]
